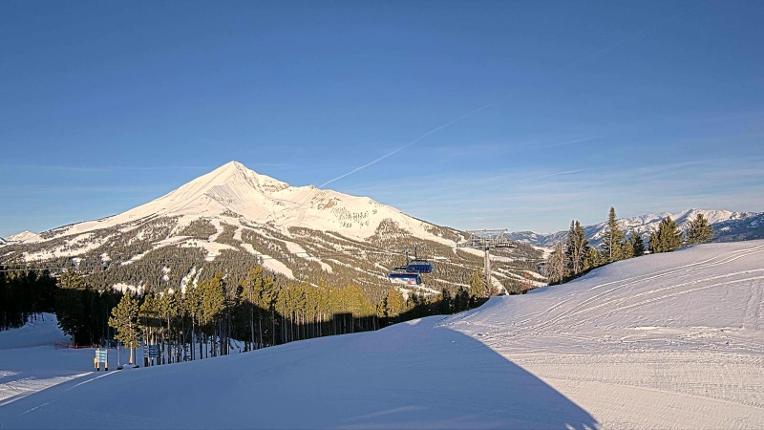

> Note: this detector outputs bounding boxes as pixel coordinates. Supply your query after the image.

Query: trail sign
[143,344,159,358]
[94,348,108,371]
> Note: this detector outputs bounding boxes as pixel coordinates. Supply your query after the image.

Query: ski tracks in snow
[446,241,764,429]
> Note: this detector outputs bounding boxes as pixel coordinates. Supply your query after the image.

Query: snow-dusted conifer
[686,213,714,244]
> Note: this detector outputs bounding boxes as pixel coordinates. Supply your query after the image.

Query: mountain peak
[197,161,290,194]
[6,230,41,243]
[214,160,247,175]
[7,160,455,246]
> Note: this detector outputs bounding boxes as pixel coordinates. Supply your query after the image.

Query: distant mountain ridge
[4,231,41,244]
[509,209,764,248]
[1,161,543,295]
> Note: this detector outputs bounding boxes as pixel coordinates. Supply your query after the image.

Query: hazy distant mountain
[4,230,41,244]
[509,209,764,249]
[1,161,543,295]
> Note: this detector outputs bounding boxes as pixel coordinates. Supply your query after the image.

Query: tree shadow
[0,314,598,429]
[1,272,597,428]
[330,316,598,430]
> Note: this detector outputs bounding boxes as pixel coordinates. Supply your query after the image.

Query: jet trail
[319,103,493,188]
[316,11,678,190]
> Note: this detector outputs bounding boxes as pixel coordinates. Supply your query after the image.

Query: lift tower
[458,229,515,295]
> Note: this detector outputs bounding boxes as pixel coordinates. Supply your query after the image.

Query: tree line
[107,266,490,366]
[545,208,714,284]
[0,269,56,330]
[2,264,491,366]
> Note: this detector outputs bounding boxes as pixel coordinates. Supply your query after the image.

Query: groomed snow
[0,314,92,406]
[1,241,762,429]
[447,240,764,429]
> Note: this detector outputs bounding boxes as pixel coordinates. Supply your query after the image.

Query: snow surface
[0,314,92,406]
[1,241,762,429]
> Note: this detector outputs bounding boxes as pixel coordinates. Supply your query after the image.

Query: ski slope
[1,241,762,429]
[0,314,93,406]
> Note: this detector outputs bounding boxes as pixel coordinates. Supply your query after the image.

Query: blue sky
[1,1,763,237]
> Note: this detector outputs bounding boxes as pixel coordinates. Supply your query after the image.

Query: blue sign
[144,344,159,358]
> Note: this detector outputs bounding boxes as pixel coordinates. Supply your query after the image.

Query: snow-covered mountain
[34,161,444,243]
[509,208,764,248]
[4,230,41,244]
[0,161,542,294]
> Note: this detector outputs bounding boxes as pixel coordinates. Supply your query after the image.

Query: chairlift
[404,246,433,273]
[387,268,422,285]
[405,260,433,274]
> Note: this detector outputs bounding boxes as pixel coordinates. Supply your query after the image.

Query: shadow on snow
[0,314,597,430]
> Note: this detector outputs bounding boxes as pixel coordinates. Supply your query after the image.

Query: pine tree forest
[0,261,488,366]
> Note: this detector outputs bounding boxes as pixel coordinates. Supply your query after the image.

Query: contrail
[314,10,681,191]
[319,103,493,188]
[538,136,599,149]
[534,169,587,180]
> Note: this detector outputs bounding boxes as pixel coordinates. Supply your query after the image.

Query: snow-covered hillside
[4,231,42,244]
[510,208,764,248]
[0,161,543,295]
[1,241,762,429]
[13,161,446,244]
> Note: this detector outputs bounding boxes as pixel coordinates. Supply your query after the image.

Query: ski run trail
[1,240,762,429]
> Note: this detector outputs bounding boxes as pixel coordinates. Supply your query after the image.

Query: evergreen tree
[109,293,140,364]
[469,270,488,298]
[600,207,625,263]
[157,292,179,364]
[198,274,226,355]
[583,247,603,270]
[650,216,682,253]
[439,288,453,314]
[240,267,262,350]
[54,272,89,343]
[544,242,567,284]
[565,220,589,276]
[632,232,645,257]
[0,269,56,330]
[182,283,204,359]
[686,213,714,245]
[454,286,470,312]
[621,234,635,259]
[385,288,405,321]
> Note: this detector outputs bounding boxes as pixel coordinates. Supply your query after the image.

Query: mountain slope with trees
[0,162,544,301]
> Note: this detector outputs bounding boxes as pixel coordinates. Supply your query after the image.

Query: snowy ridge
[19,161,449,245]
[4,230,41,244]
[510,208,764,248]
[0,241,762,428]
